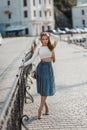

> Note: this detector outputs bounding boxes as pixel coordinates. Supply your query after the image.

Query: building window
[82,10,85,15]
[33,0,35,6]
[23,0,27,6]
[47,26,51,30]
[39,10,42,17]
[42,26,45,32]
[34,10,36,17]
[8,13,11,19]
[82,19,85,27]
[25,28,29,34]
[7,0,10,6]
[39,0,41,4]
[49,0,51,4]
[24,11,28,17]
[49,11,51,16]
[44,11,47,16]
[44,0,46,4]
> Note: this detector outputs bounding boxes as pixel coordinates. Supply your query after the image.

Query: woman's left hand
[19,65,24,69]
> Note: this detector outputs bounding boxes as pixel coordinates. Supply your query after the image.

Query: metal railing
[0,50,34,130]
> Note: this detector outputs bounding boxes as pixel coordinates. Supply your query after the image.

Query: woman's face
[41,35,48,46]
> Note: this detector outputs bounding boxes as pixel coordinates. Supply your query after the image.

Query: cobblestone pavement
[22,40,87,130]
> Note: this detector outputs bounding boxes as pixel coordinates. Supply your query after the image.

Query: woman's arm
[52,49,56,63]
[19,45,40,68]
[24,45,40,66]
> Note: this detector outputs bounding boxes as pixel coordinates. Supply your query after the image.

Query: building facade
[0,0,55,36]
[72,0,87,28]
[77,0,87,5]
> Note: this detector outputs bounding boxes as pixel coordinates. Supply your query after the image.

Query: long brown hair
[40,32,56,62]
[40,32,54,51]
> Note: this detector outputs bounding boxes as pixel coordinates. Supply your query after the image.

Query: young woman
[19,32,56,119]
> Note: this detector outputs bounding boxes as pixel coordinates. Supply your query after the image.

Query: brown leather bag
[31,70,36,79]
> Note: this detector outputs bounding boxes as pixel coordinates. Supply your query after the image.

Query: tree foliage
[54,0,76,11]
[54,0,76,28]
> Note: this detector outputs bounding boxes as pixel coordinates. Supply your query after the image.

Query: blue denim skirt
[36,61,56,96]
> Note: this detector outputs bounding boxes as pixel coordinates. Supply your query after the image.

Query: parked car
[57,28,66,35]
[0,33,2,46]
[75,28,84,33]
[45,29,58,35]
[65,27,78,34]
[69,28,77,34]
[65,27,72,34]
[83,27,87,33]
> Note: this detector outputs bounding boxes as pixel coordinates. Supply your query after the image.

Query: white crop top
[39,46,52,59]
[24,45,52,66]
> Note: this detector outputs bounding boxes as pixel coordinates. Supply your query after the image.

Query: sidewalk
[22,40,87,130]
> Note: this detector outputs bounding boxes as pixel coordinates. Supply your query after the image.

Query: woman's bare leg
[38,96,47,119]
[44,102,49,114]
